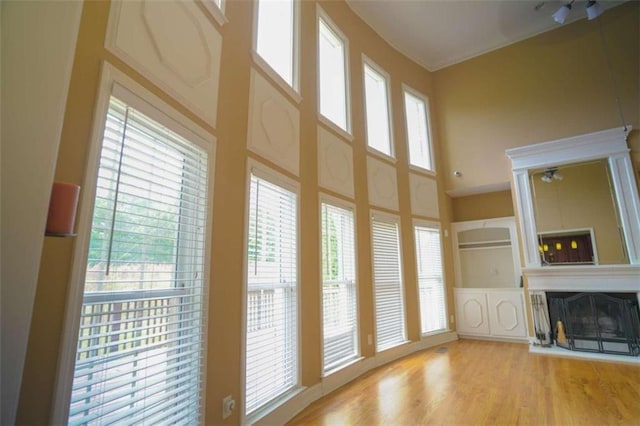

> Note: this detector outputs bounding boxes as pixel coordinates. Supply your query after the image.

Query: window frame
[242,158,301,423]
[402,84,436,174]
[362,55,395,161]
[318,193,360,375]
[51,63,216,425]
[412,219,448,336]
[199,0,228,27]
[370,209,407,352]
[252,0,301,103]
[316,5,352,140]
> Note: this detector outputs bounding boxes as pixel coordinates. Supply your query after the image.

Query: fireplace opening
[547,292,640,356]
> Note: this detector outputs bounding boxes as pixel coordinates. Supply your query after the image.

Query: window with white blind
[318,12,349,132]
[403,87,433,171]
[414,224,447,334]
[245,170,298,416]
[67,94,211,425]
[321,200,358,373]
[363,60,393,157]
[255,0,297,89]
[371,213,406,351]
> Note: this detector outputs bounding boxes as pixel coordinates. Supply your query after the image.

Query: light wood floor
[288,339,640,425]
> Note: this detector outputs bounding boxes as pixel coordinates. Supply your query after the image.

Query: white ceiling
[346,0,627,71]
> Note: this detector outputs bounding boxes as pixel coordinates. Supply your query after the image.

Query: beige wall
[434,1,640,194]
[1,2,82,424]
[452,190,514,222]
[16,1,454,424]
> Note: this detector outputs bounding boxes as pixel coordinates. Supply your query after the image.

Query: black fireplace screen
[547,292,640,356]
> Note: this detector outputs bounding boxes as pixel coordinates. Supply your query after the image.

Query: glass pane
[404,91,432,170]
[319,18,347,131]
[256,0,294,87]
[364,64,392,156]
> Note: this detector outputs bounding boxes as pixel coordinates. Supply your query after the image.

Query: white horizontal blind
[245,173,298,415]
[371,215,406,351]
[364,63,392,156]
[415,225,447,334]
[318,16,348,131]
[404,90,432,170]
[321,202,358,373]
[68,96,210,425]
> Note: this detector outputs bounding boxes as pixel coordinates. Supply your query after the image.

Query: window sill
[251,51,302,105]
[322,355,364,378]
[318,114,353,143]
[409,164,437,177]
[244,385,305,425]
[366,147,397,165]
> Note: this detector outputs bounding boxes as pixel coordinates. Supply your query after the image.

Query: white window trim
[199,0,228,27]
[369,209,408,352]
[251,0,301,104]
[316,5,352,138]
[241,158,302,424]
[412,219,449,336]
[402,83,436,175]
[318,193,361,376]
[362,55,395,161]
[51,62,216,425]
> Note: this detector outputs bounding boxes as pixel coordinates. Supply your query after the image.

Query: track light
[586,1,604,20]
[541,168,562,184]
[552,2,573,24]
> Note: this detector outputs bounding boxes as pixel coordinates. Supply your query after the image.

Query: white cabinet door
[455,289,490,335]
[486,291,528,338]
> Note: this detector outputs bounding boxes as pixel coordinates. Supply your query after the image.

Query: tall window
[404,88,433,171]
[245,171,298,415]
[363,61,393,157]
[414,224,447,334]
[371,213,406,351]
[67,94,210,425]
[318,14,348,132]
[321,201,358,373]
[255,0,296,88]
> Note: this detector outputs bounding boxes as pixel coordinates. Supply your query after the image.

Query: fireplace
[547,292,640,356]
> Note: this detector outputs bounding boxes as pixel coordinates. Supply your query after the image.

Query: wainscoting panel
[106,0,222,127]
[247,69,300,175]
[367,157,398,211]
[318,126,354,198]
[409,172,439,218]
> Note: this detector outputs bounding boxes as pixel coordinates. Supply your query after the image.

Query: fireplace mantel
[524,265,640,292]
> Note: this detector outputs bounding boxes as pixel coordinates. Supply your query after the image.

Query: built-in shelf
[45,232,77,238]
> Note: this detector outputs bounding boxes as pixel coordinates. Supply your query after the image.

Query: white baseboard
[457,334,530,344]
[249,331,459,425]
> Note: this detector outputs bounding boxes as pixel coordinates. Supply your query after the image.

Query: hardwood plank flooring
[288,339,640,425]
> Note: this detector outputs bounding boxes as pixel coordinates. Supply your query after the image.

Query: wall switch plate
[450,315,455,324]
[367,334,372,345]
[222,395,235,419]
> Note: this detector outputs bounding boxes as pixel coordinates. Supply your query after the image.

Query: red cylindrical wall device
[46,182,80,235]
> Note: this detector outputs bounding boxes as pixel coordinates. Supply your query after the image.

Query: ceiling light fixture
[586,0,604,20]
[552,1,574,24]
[552,0,604,24]
[541,167,563,184]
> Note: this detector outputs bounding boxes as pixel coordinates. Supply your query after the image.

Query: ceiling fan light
[586,1,604,20]
[552,4,572,24]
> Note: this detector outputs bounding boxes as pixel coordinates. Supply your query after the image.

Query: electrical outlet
[450,315,455,324]
[222,395,235,419]
[367,334,372,345]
